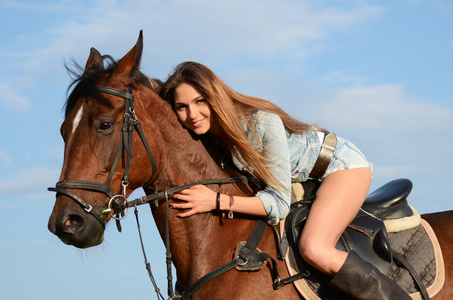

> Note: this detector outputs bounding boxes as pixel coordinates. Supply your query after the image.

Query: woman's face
[173,83,220,136]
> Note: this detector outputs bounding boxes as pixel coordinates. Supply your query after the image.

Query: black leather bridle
[48,85,156,230]
[48,85,283,299]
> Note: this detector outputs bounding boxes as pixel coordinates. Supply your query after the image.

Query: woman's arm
[171,111,292,221]
[169,185,267,218]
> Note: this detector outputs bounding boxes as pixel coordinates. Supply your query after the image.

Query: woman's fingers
[169,185,216,217]
[170,201,191,209]
[177,210,197,218]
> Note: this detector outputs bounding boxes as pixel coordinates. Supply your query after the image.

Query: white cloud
[0,151,14,167]
[0,202,18,209]
[156,1,382,56]
[0,165,60,201]
[312,82,453,182]
[141,1,383,63]
[7,0,385,80]
[323,83,453,133]
[0,82,32,109]
[321,71,369,86]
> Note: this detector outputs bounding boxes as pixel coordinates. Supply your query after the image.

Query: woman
[159,62,410,299]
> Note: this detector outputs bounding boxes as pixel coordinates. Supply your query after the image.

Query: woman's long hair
[159,61,314,191]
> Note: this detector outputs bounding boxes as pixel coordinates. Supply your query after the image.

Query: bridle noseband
[48,85,156,230]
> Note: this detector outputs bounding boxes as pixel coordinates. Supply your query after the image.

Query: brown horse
[48,32,453,299]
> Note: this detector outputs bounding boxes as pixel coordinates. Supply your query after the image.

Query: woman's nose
[188,106,198,119]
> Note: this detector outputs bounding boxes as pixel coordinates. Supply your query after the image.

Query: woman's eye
[97,122,113,132]
[175,105,186,111]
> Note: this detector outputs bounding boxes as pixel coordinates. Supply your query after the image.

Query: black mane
[63,55,159,118]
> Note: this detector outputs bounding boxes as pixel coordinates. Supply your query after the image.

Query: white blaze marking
[72,106,84,133]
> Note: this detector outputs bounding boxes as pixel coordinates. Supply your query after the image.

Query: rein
[127,176,249,208]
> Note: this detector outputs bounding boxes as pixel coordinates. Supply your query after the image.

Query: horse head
[48,31,169,248]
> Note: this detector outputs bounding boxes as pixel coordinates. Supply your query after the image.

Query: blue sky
[1,0,452,299]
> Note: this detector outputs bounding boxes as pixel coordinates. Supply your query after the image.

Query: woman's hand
[169,185,217,217]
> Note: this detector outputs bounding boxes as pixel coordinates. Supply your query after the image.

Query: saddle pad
[282,218,445,300]
[384,205,421,233]
[389,219,445,299]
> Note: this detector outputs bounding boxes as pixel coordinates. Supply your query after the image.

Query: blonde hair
[159,62,314,191]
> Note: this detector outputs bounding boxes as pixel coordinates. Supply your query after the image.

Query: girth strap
[179,220,276,300]
[392,251,430,300]
[180,259,240,300]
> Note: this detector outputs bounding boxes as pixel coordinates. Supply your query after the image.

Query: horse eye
[97,122,113,133]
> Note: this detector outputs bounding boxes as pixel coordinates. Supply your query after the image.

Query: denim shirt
[230,110,323,224]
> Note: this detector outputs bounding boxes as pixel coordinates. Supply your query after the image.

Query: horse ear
[112,30,143,82]
[84,48,104,75]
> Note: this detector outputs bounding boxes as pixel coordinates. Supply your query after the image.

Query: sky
[0,0,452,299]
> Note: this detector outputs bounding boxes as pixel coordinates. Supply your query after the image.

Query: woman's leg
[298,167,411,299]
[298,167,371,275]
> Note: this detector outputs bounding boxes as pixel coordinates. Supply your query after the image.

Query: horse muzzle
[48,201,106,248]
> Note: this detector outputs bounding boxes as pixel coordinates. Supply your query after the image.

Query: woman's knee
[299,235,348,275]
[298,235,331,266]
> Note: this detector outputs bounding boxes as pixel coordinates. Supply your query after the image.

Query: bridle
[47,84,289,299]
[47,81,248,233]
[48,85,156,230]
[47,82,248,292]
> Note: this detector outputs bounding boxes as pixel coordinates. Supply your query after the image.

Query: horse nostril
[61,214,86,234]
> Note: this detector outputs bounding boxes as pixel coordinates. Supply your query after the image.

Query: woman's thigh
[299,168,372,272]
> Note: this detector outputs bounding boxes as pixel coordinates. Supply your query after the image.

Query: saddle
[284,178,437,299]
[287,178,414,276]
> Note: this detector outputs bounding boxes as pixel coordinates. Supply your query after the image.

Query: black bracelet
[216,192,221,214]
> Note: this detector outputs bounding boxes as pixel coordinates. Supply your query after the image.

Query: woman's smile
[192,118,205,127]
[173,83,220,136]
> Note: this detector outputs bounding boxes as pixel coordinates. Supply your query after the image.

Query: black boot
[328,251,411,300]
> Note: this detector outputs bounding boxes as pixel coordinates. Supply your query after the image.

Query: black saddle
[363,178,414,219]
[286,178,414,277]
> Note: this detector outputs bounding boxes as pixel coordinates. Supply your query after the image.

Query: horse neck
[136,89,247,283]
[134,88,221,189]
[151,115,218,186]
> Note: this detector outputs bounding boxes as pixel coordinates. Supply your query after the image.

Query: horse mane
[63,55,161,117]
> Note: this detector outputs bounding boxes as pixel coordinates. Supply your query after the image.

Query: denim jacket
[229,110,323,224]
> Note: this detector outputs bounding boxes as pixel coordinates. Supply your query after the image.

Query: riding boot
[327,251,411,300]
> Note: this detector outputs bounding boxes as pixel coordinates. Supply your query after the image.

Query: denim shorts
[320,136,374,180]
